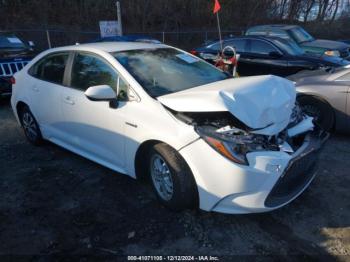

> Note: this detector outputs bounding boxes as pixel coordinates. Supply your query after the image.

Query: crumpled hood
[158,75,296,135]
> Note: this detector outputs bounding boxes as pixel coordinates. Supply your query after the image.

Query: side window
[250,40,278,55]
[225,39,246,52]
[246,29,267,36]
[337,72,350,81]
[269,29,290,40]
[29,53,69,84]
[71,53,118,91]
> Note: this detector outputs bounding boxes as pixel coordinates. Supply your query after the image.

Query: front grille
[0,61,29,77]
[265,150,319,208]
[340,48,350,58]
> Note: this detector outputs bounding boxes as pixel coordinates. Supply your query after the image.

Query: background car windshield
[0,34,27,49]
[289,27,314,43]
[274,38,305,56]
[112,48,230,97]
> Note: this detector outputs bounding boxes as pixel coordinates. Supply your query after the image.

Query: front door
[60,52,128,170]
[245,39,289,76]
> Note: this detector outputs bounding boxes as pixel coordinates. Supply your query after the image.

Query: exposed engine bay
[170,105,314,165]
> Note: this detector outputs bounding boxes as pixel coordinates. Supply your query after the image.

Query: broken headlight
[196,126,273,165]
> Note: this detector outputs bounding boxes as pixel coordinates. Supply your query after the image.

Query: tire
[148,143,198,210]
[18,105,43,145]
[297,96,334,132]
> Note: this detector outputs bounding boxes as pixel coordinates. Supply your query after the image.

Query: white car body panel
[10,42,322,214]
[158,75,296,135]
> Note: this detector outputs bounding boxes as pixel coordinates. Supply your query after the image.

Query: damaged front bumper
[264,129,328,208]
[179,128,328,214]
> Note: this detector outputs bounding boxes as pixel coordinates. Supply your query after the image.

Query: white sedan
[11,42,327,214]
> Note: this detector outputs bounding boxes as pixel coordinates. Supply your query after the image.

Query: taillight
[190,50,198,56]
[10,77,16,85]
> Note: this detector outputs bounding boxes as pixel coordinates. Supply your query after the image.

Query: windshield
[274,38,305,56]
[0,34,27,49]
[112,48,230,97]
[289,27,314,44]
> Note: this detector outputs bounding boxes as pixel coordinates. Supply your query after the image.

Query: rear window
[246,28,268,36]
[269,29,290,40]
[0,34,27,49]
[224,39,247,52]
[112,48,230,97]
[208,39,246,52]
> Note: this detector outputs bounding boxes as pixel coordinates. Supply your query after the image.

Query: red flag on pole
[213,0,221,14]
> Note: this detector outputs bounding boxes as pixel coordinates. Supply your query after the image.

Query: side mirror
[85,85,117,101]
[269,51,283,58]
[28,41,35,47]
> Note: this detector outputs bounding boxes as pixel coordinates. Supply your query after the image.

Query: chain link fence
[10,29,244,52]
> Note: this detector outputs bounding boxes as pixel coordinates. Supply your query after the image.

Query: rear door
[245,39,289,76]
[59,51,129,170]
[27,52,70,138]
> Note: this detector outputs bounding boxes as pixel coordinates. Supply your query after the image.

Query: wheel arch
[134,139,199,191]
[16,101,29,122]
[296,93,336,130]
[297,93,330,105]
[134,139,165,181]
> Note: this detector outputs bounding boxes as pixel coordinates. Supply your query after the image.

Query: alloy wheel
[22,112,38,141]
[150,154,174,201]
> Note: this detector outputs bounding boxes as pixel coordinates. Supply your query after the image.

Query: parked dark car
[0,32,35,98]
[191,36,350,77]
[246,25,350,60]
[340,40,350,45]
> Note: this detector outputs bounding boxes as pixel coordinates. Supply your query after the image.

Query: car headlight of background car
[324,50,340,57]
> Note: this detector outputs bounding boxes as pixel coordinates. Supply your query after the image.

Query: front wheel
[19,106,43,145]
[149,143,198,210]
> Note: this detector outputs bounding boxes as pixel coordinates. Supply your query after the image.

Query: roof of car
[204,35,283,48]
[248,24,299,30]
[220,35,291,43]
[49,42,169,53]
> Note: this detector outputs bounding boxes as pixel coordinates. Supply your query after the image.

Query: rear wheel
[149,143,198,210]
[19,106,43,145]
[298,96,334,132]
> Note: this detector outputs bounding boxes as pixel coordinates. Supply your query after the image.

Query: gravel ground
[0,100,349,260]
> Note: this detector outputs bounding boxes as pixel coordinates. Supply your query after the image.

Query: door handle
[64,96,75,105]
[32,86,39,92]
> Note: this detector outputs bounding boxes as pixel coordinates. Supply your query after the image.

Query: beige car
[288,67,350,133]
